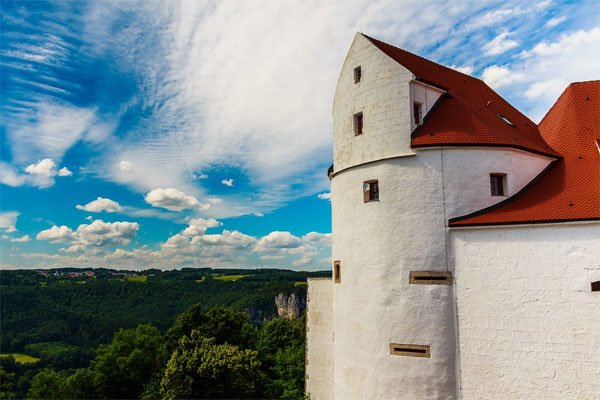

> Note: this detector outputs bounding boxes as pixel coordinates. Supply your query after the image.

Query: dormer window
[413,102,422,125]
[496,113,515,127]
[354,66,361,84]
[490,173,507,196]
[353,112,363,135]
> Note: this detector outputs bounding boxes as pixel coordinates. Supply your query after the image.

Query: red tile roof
[450,81,600,226]
[363,34,559,158]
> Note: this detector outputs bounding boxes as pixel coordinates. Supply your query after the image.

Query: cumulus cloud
[482,27,600,120]
[221,179,234,187]
[57,167,72,176]
[448,65,474,75]
[253,212,264,217]
[260,255,284,260]
[11,235,31,242]
[144,188,209,211]
[292,255,312,267]
[254,231,302,253]
[483,31,519,56]
[317,192,331,200]
[76,197,123,213]
[37,220,139,247]
[181,218,222,237]
[194,230,256,249]
[0,212,19,233]
[0,159,72,188]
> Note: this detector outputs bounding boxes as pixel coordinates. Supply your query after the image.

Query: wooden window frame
[354,66,361,84]
[410,271,452,285]
[353,112,363,135]
[363,180,379,202]
[490,173,506,196]
[390,343,430,358]
[334,261,341,283]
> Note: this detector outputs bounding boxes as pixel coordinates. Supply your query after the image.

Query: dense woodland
[0,268,328,399]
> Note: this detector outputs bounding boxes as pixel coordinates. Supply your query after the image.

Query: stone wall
[451,222,600,399]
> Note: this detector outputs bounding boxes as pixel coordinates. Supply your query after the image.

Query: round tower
[329,33,457,399]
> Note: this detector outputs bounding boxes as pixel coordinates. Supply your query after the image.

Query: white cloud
[37,220,139,247]
[303,232,332,246]
[57,167,72,176]
[317,192,331,200]
[85,216,93,220]
[448,65,474,75]
[221,179,234,187]
[11,235,31,242]
[483,27,600,121]
[545,16,566,28]
[76,197,123,213]
[144,188,209,211]
[483,31,519,56]
[253,212,264,217]
[466,7,527,29]
[181,218,222,237]
[254,231,302,253]
[260,255,284,260]
[0,212,19,232]
[0,163,27,186]
[36,225,75,242]
[292,255,312,267]
[482,65,526,88]
[194,230,256,249]
[119,161,133,172]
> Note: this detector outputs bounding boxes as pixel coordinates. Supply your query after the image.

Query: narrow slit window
[410,271,452,285]
[490,173,506,196]
[413,102,422,125]
[390,344,430,358]
[353,112,363,135]
[592,281,600,292]
[334,261,341,283]
[363,180,379,202]
[354,66,361,84]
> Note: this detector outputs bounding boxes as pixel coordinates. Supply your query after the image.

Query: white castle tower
[306,33,600,400]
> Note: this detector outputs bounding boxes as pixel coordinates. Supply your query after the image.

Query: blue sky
[1,0,599,270]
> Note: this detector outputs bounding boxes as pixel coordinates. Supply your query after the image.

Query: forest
[0,268,328,399]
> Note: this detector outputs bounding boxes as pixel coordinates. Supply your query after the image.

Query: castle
[305,33,599,399]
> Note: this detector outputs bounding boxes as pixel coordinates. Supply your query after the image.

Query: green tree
[1,366,16,399]
[160,332,265,399]
[90,324,168,399]
[27,368,68,399]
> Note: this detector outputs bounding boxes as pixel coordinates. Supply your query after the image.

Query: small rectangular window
[390,344,430,358]
[334,261,341,283]
[410,271,452,285]
[353,112,363,135]
[592,281,600,292]
[413,102,422,125]
[363,180,379,202]
[354,66,361,84]
[490,174,506,196]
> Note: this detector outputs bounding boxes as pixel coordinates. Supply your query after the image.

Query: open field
[214,274,250,281]
[126,275,147,282]
[0,353,41,364]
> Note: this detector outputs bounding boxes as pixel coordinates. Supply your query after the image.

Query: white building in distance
[306,33,600,400]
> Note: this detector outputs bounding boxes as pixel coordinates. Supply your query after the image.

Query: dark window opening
[354,66,361,84]
[354,112,363,135]
[592,281,600,292]
[410,271,452,285]
[363,180,379,202]
[390,344,430,358]
[413,102,422,125]
[334,261,341,283]
[490,174,506,196]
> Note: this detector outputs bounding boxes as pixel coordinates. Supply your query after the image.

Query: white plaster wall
[332,33,415,173]
[439,148,554,219]
[410,81,445,131]
[331,152,457,400]
[306,278,334,400]
[450,223,600,399]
